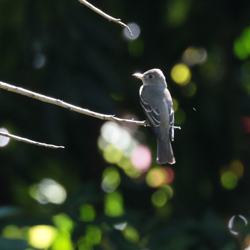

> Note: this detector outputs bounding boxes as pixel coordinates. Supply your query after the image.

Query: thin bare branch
[78,0,133,36]
[0,80,181,131]
[0,80,147,126]
[0,131,64,149]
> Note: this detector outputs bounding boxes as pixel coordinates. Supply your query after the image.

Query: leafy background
[1,0,250,249]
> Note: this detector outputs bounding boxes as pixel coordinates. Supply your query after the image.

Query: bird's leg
[170,125,181,130]
[144,119,150,127]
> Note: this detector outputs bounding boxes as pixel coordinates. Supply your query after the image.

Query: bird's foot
[144,120,149,127]
[170,125,181,130]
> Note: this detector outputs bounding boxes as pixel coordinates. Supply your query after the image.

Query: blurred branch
[0,131,64,149]
[78,0,133,36]
[0,80,148,127]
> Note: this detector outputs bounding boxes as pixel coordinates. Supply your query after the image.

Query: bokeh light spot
[166,0,190,27]
[29,179,67,204]
[131,145,152,172]
[228,215,248,236]
[234,39,249,60]
[97,136,109,151]
[99,121,148,179]
[117,157,141,178]
[183,47,200,65]
[105,191,124,217]
[180,82,197,97]
[124,165,141,178]
[114,129,131,151]
[101,122,121,145]
[117,156,133,170]
[52,230,73,250]
[221,171,237,190]
[182,47,207,65]
[85,225,102,246]
[101,121,132,151]
[2,225,22,239]
[80,204,96,222]
[33,53,46,69]
[102,167,121,192]
[122,225,139,243]
[146,168,167,188]
[53,213,74,232]
[171,63,191,85]
[229,160,244,179]
[113,222,127,231]
[161,185,174,199]
[103,144,123,164]
[234,27,250,60]
[162,167,175,184]
[0,128,10,147]
[123,23,141,40]
[29,225,57,249]
[122,138,139,157]
[52,215,73,249]
[151,190,168,207]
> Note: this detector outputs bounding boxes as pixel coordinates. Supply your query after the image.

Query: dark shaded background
[1,0,250,249]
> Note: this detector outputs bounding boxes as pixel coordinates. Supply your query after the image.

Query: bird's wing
[140,97,161,127]
[140,86,170,140]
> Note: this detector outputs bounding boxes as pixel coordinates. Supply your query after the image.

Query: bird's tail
[157,138,176,165]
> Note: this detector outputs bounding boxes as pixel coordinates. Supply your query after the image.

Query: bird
[133,68,175,165]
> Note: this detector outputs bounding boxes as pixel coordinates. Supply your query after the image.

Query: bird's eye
[148,74,153,79]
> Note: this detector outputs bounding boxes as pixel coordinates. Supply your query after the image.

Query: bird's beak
[132,73,144,80]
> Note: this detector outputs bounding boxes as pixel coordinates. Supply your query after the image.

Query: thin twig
[0,80,148,127]
[78,0,133,36]
[0,80,182,132]
[0,131,64,149]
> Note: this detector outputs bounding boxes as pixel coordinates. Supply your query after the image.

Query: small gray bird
[133,68,175,165]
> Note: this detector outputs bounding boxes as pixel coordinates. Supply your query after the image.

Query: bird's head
[133,68,167,87]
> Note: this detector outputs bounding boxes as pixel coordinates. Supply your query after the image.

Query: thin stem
[78,0,133,36]
[0,131,64,149]
[0,80,147,126]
